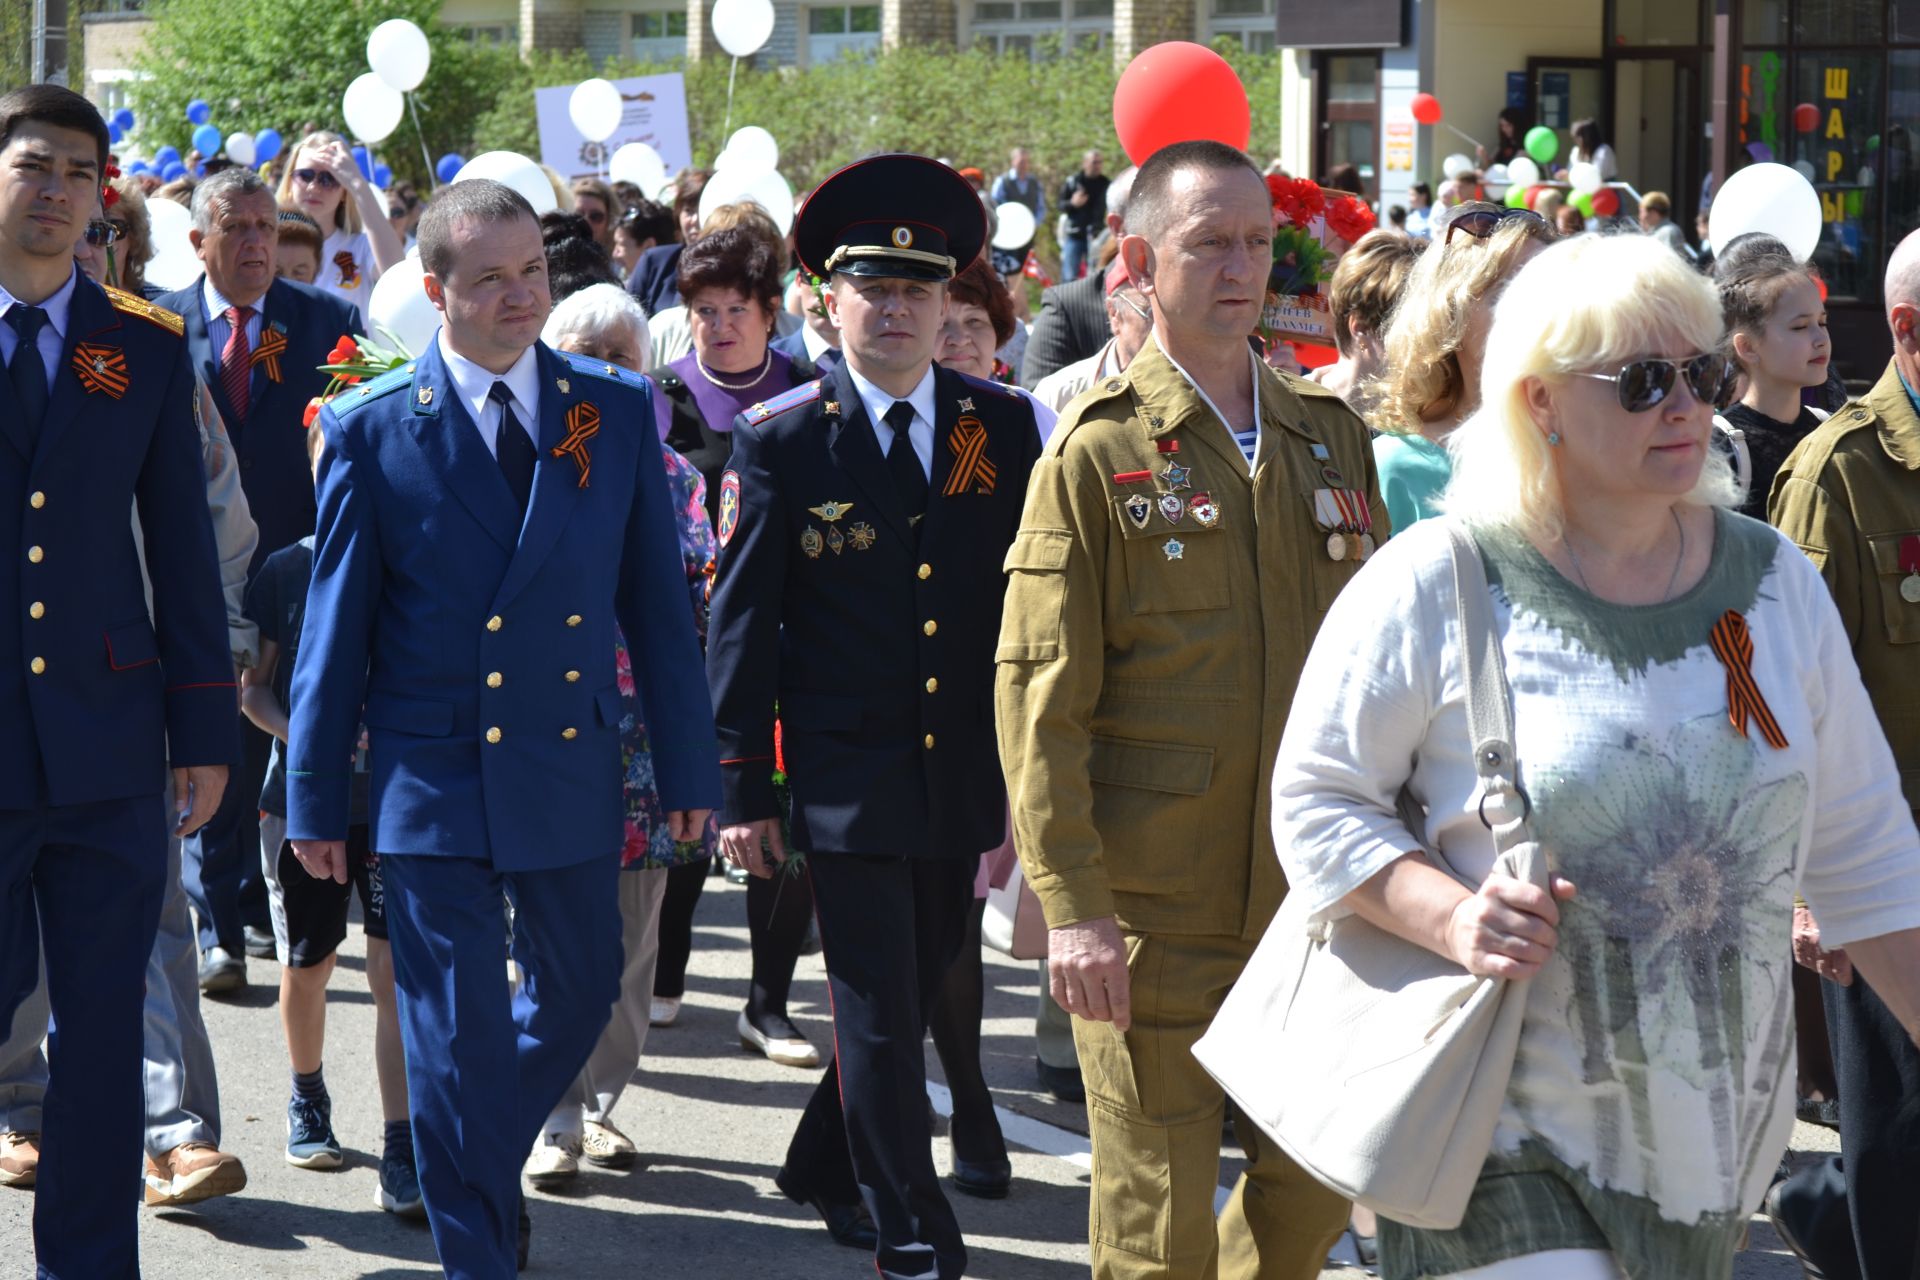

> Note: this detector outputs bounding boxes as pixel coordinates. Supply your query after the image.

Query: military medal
[1124,494,1151,529]
[827,527,845,555]
[1359,533,1377,558]
[1326,532,1348,561]
[1188,492,1218,527]
[1164,538,1185,560]
[1156,439,1180,453]
[1113,470,1153,484]
[824,401,841,416]
[1158,492,1186,525]
[801,526,824,559]
[958,397,975,412]
[70,343,128,398]
[848,522,877,550]
[1320,464,1346,487]
[1160,461,1192,492]
[808,500,854,522]
[1902,536,1920,602]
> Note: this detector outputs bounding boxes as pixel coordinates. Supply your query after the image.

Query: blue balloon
[351,145,372,180]
[372,164,392,188]
[112,107,134,131]
[154,144,180,167]
[435,153,465,183]
[254,127,282,164]
[162,161,187,181]
[186,99,210,125]
[192,123,222,157]
[108,122,124,145]
[125,160,146,175]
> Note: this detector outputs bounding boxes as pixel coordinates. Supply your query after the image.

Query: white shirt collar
[437,330,542,441]
[800,323,835,362]
[202,275,266,322]
[0,263,79,343]
[846,361,937,437]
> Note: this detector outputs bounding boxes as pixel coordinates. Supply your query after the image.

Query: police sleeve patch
[717,470,742,547]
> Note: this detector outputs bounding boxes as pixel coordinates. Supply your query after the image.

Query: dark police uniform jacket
[707,358,1043,859]
[0,277,235,808]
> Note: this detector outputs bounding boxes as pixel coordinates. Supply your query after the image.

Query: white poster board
[534,73,692,187]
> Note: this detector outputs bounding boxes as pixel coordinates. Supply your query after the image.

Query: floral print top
[1273,512,1920,1279]
[616,444,717,870]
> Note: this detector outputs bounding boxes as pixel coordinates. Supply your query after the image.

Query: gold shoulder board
[104,285,185,337]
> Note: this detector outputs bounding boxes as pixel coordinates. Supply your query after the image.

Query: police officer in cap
[706,154,1043,1280]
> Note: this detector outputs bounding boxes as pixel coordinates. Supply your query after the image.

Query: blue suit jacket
[157,276,362,571]
[0,276,235,808]
[284,341,720,870]
[706,360,1042,859]
[770,327,841,375]
[625,243,683,317]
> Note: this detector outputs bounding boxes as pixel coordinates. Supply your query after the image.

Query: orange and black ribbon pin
[71,343,129,398]
[941,415,996,496]
[251,326,288,383]
[552,401,599,488]
[1708,609,1789,749]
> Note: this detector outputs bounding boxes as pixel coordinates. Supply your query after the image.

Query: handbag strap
[1441,521,1533,855]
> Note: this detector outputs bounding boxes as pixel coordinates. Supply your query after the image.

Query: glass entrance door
[1611,55,1705,227]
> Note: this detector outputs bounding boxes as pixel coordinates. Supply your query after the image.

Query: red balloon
[1113,41,1251,166]
[1793,102,1820,133]
[1590,188,1620,217]
[1524,184,1551,209]
[1411,92,1443,126]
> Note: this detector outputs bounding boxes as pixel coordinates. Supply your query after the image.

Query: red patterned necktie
[220,305,253,420]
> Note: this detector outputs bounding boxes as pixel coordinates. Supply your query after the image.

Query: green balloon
[1524,126,1559,165]
[1505,184,1531,208]
[1571,191,1596,218]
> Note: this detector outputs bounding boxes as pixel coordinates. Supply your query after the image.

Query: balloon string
[1442,122,1486,152]
[407,92,436,190]
[724,56,738,144]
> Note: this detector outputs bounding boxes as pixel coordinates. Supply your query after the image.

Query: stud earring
[1546,431,1562,447]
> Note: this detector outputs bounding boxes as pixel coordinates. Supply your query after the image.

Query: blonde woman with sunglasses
[1273,232,1920,1279]
[273,130,404,317]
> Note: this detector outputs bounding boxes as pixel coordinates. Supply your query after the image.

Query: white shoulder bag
[1193,521,1548,1231]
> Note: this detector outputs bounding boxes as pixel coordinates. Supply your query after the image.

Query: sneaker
[143,1141,247,1206]
[581,1118,637,1169]
[648,996,681,1027]
[0,1131,38,1189]
[198,946,245,995]
[242,925,276,959]
[375,1149,426,1218]
[523,1131,581,1189]
[285,1094,343,1169]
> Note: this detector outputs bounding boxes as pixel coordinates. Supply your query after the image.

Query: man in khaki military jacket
[1767,228,1920,1279]
[995,140,1382,1280]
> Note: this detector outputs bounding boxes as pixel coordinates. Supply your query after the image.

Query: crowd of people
[2,76,1920,1280]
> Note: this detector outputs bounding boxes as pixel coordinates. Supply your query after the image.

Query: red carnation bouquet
[1264,177,1378,345]
[304,331,415,429]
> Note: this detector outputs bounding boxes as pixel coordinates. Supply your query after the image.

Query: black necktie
[490,380,536,521]
[883,399,928,523]
[6,305,50,445]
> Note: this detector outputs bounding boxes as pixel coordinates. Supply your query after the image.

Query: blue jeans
[1062,230,1091,282]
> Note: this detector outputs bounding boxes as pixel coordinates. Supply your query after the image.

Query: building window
[1209,0,1275,51]
[1314,51,1380,194]
[90,0,147,14]
[806,4,881,63]
[631,7,688,61]
[968,0,1108,57]
[456,23,517,45]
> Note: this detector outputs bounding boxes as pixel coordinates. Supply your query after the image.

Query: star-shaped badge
[958,397,975,412]
[1164,538,1185,560]
[1160,461,1192,491]
[824,400,841,416]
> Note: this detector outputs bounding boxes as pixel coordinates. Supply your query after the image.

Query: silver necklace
[1563,508,1687,602]
[695,350,773,391]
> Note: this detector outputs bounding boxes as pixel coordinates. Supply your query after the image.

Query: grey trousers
[0,824,221,1156]
[551,866,669,1128]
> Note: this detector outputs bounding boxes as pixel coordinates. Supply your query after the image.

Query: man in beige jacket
[996,140,1384,1279]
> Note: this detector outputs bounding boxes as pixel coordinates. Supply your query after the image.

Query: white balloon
[367,18,432,93]
[698,165,795,235]
[224,131,256,167]
[722,126,779,174]
[1483,162,1510,196]
[991,200,1036,251]
[608,142,669,197]
[452,151,560,216]
[342,72,404,144]
[368,257,442,359]
[1506,156,1542,188]
[1442,153,1473,180]
[711,0,775,58]
[1709,161,1824,262]
[1793,158,1818,182]
[568,78,624,145]
[144,198,200,292]
[1568,161,1604,195]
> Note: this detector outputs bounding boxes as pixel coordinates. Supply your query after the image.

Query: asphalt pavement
[1,872,1825,1278]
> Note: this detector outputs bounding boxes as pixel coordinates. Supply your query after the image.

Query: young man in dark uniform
[705,153,1044,1280]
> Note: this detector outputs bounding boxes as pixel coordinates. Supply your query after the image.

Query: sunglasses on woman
[1572,353,1736,413]
[292,168,341,189]
[1442,203,1549,246]
[84,220,122,247]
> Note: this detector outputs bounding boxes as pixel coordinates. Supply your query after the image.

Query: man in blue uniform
[286,178,718,1279]
[0,84,234,1279]
[706,153,1044,1280]
[158,169,362,992]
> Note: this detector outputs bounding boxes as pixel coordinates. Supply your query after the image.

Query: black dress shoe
[1034,1057,1085,1105]
[949,1148,1011,1200]
[774,1167,878,1250]
[517,1195,531,1271]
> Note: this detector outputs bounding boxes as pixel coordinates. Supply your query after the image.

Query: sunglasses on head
[1572,353,1736,413]
[293,168,340,189]
[84,219,122,247]
[1443,203,1549,246]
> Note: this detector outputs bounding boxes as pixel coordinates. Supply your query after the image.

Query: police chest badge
[717,471,742,547]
